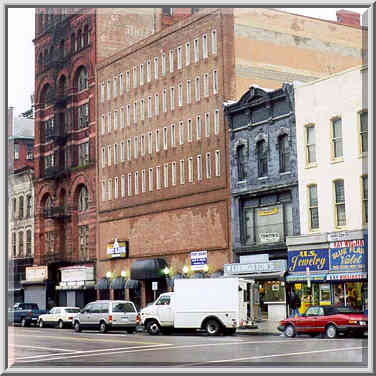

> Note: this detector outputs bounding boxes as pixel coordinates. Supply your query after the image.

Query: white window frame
[148,131,153,154]
[203,73,209,97]
[195,76,200,102]
[164,163,169,188]
[211,29,217,55]
[178,82,183,107]
[101,82,105,103]
[172,161,177,186]
[188,157,193,182]
[161,53,166,76]
[146,60,151,82]
[154,57,159,80]
[170,87,175,111]
[139,64,144,86]
[133,101,138,123]
[202,34,208,58]
[113,143,118,165]
[179,121,184,145]
[114,176,119,199]
[196,115,201,140]
[120,107,124,128]
[171,124,176,148]
[108,179,112,201]
[148,168,153,192]
[156,129,160,152]
[113,110,118,130]
[206,152,211,178]
[155,93,159,116]
[127,138,131,160]
[133,66,137,88]
[128,173,132,196]
[180,159,185,184]
[102,180,106,201]
[134,171,139,195]
[134,136,139,159]
[215,150,220,176]
[101,114,105,135]
[126,104,130,126]
[213,69,218,95]
[163,127,168,150]
[106,80,111,100]
[107,145,112,166]
[113,76,118,98]
[194,38,199,63]
[214,109,219,135]
[120,141,125,162]
[185,42,190,66]
[119,73,123,95]
[177,46,182,70]
[101,146,106,168]
[126,71,130,91]
[188,119,193,142]
[107,112,112,133]
[163,88,167,113]
[169,49,174,73]
[121,175,125,197]
[205,112,210,137]
[187,80,192,104]
[141,169,146,193]
[140,99,145,121]
[148,96,152,118]
[156,166,161,190]
[197,155,202,181]
[141,134,145,156]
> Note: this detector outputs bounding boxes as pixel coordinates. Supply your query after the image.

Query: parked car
[8,303,47,327]
[72,300,140,334]
[278,305,368,338]
[37,307,80,329]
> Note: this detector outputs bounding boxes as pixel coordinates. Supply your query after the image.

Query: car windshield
[65,308,80,313]
[326,306,362,315]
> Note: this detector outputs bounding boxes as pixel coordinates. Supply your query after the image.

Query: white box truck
[141,277,256,336]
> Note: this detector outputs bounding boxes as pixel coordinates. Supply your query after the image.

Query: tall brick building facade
[32,8,158,308]
[95,8,364,308]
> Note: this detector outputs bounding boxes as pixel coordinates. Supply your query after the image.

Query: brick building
[95,8,364,308]
[32,8,159,309]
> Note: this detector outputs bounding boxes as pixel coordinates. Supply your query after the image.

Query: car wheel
[325,324,337,339]
[74,321,81,332]
[99,321,107,333]
[21,318,28,327]
[39,320,44,328]
[125,328,135,334]
[58,320,64,329]
[206,319,222,336]
[146,320,160,335]
[284,324,296,338]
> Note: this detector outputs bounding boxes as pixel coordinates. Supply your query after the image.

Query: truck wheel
[58,320,64,329]
[21,318,28,327]
[74,321,81,332]
[206,319,221,336]
[146,320,160,335]
[39,320,44,328]
[99,321,107,333]
[325,324,337,339]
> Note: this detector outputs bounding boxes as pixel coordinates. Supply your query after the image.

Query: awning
[327,272,367,281]
[125,279,140,289]
[286,274,327,282]
[97,277,110,290]
[130,258,168,280]
[226,271,285,281]
[110,276,126,290]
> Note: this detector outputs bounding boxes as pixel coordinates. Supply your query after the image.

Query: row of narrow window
[307,176,368,231]
[102,151,221,201]
[100,71,219,132]
[12,196,33,220]
[100,29,217,102]
[11,230,33,258]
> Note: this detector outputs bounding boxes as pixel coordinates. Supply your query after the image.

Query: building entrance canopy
[130,258,168,280]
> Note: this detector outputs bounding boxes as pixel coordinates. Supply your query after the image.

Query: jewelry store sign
[224,260,287,275]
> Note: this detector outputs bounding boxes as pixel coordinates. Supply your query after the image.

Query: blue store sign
[288,249,329,273]
[329,239,366,273]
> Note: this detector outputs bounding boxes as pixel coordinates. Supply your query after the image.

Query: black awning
[125,279,140,289]
[110,276,126,290]
[130,258,168,280]
[97,277,109,290]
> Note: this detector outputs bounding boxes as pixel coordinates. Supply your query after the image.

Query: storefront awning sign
[327,272,367,281]
[190,250,208,271]
[288,249,329,273]
[329,240,366,273]
[286,274,327,282]
[107,239,129,259]
[224,259,287,275]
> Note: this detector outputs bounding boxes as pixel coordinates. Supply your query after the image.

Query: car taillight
[136,314,141,324]
[348,320,357,324]
[108,315,112,322]
[68,316,73,320]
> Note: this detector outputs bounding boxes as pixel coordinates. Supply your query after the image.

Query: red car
[278,305,368,339]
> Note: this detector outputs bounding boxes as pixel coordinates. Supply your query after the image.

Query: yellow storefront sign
[258,207,278,216]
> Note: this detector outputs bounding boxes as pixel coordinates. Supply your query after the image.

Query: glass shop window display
[264,281,285,303]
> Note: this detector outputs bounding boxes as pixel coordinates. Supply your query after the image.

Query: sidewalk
[237,320,281,336]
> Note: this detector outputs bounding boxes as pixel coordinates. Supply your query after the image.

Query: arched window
[84,24,90,46]
[256,140,268,177]
[78,186,89,211]
[40,84,53,107]
[18,231,24,257]
[236,144,247,181]
[77,66,88,91]
[26,230,32,256]
[18,196,24,219]
[278,134,289,172]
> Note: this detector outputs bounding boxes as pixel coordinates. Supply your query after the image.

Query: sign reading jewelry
[288,249,329,273]
[329,239,365,273]
[107,238,129,259]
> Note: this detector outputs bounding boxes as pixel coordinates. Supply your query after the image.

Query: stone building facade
[95,8,363,308]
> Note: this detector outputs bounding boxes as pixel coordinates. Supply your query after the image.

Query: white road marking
[182,346,368,366]
[9,344,73,352]
[15,338,350,363]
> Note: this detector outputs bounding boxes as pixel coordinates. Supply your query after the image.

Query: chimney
[336,9,360,27]
[8,107,14,137]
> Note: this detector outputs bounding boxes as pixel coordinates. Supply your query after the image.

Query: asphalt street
[8,326,368,370]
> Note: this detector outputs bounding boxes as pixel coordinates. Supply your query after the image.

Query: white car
[38,307,80,329]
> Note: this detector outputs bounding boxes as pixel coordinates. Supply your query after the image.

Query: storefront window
[263,281,285,303]
[345,282,363,311]
[333,283,345,306]
[319,284,331,305]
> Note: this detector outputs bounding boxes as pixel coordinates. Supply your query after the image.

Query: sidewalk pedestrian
[288,287,301,318]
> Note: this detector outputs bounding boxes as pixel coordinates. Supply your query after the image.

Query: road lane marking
[9,344,72,352]
[15,338,351,363]
[181,346,368,366]
[13,334,164,346]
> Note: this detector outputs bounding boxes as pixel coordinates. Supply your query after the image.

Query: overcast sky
[7,7,368,117]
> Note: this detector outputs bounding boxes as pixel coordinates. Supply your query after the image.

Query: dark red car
[278,305,368,338]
